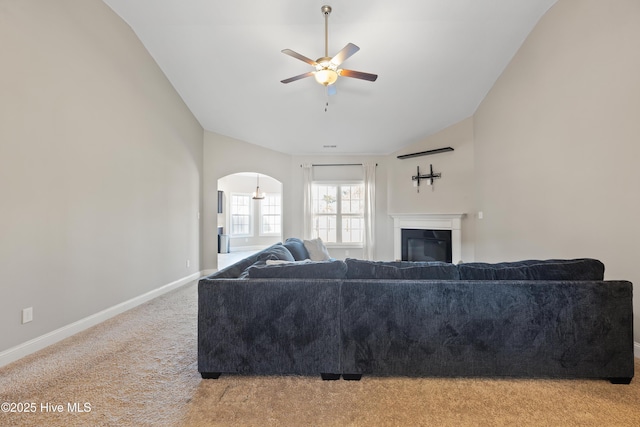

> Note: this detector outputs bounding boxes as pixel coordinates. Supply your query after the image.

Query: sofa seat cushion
[247,259,347,279]
[345,258,460,280]
[458,258,605,281]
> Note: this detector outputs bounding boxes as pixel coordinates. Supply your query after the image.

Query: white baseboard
[0,272,200,369]
[200,269,217,277]
[635,341,640,359]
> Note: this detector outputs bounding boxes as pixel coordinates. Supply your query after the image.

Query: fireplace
[391,214,465,263]
[402,229,452,262]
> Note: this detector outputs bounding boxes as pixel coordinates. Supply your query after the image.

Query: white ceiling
[102,0,557,155]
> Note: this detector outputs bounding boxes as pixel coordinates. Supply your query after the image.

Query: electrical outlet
[186,259,190,268]
[22,307,33,324]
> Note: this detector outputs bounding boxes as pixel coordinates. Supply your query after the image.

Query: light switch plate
[22,307,33,324]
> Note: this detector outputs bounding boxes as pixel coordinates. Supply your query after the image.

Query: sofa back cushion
[345,258,460,280]
[283,238,310,261]
[247,259,347,279]
[458,258,605,281]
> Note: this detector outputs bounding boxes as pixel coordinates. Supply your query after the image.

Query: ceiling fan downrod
[322,5,332,58]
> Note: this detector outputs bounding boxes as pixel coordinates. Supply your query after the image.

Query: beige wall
[202,132,293,272]
[473,0,640,340]
[0,1,203,353]
[389,117,476,263]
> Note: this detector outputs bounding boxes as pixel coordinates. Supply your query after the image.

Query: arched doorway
[217,172,283,269]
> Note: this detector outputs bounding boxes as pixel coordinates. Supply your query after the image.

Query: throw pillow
[283,237,310,261]
[266,259,294,265]
[303,238,331,261]
[257,244,296,262]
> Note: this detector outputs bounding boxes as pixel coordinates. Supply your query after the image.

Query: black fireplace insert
[401,229,452,263]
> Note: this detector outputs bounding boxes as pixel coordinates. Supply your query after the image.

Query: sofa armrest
[198,278,341,376]
[340,279,633,379]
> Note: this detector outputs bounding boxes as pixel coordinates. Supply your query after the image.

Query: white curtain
[302,163,313,239]
[362,162,376,260]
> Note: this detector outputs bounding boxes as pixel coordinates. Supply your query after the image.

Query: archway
[216,172,283,269]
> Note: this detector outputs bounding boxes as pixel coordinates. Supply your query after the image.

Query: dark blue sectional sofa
[198,240,634,383]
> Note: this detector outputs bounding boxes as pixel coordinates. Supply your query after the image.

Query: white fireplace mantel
[390,213,466,263]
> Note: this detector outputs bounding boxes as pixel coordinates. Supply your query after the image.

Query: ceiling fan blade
[327,85,337,96]
[338,69,378,82]
[280,72,314,84]
[330,43,360,67]
[281,49,317,66]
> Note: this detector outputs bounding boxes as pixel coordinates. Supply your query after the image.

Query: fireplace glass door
[401,229,452,263]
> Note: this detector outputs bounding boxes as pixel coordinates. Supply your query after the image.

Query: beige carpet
[1,281,639,427]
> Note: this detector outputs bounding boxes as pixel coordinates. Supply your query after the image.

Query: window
[260,195,281,236]
[230,193,251,236]
[311,182,364,244]
[229,191,282,238]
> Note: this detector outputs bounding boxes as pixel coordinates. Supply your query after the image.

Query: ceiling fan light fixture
[315,69,338,86]
[314,57,338,86]
[280,5,377,91]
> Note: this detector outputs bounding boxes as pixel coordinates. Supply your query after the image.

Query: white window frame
[259,194,282,237]
[229,192,253,237]
[311,180,364,247]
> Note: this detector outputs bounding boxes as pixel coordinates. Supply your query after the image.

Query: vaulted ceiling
[102,0,557,155]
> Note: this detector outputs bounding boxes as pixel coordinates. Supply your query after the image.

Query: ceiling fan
[280,5,378,96]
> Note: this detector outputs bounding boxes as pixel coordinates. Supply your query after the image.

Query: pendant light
[252,174,265,200]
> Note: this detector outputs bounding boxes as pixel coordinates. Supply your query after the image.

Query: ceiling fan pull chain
[325,89,329,112]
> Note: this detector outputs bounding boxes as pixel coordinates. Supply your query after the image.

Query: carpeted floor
[1,281,639,427]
